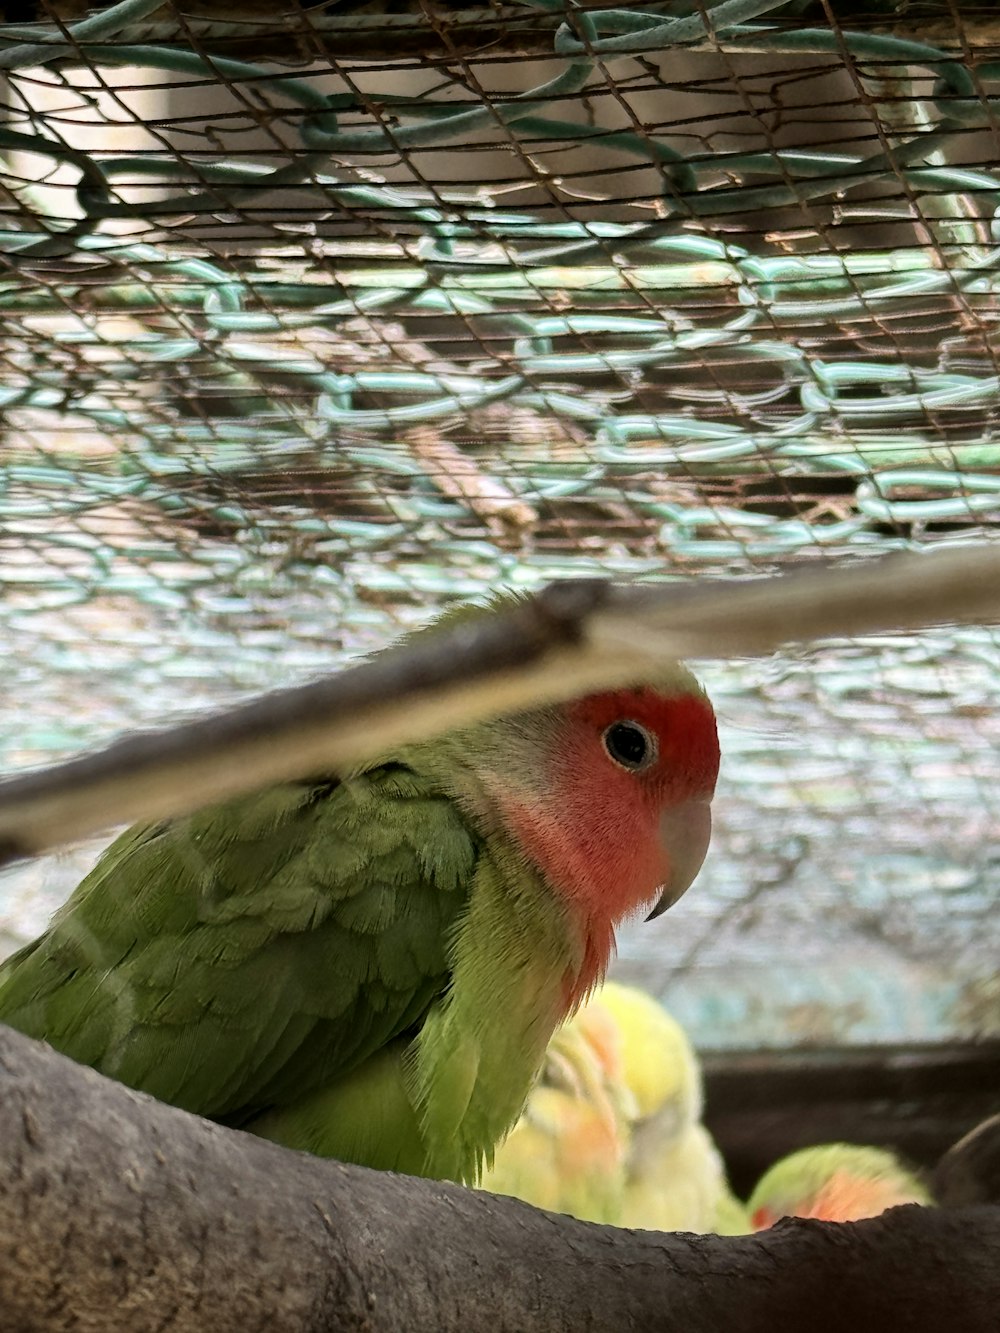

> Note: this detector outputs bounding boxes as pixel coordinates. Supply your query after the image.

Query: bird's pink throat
[497,793,660,1012]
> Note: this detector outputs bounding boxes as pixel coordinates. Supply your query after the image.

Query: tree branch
[0,1021,996,1332]
[1,545,999,867]
[934,1112,1000,1207]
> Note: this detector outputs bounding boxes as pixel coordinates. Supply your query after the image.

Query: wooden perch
[0,544,998,867]
[0,1020,997,1333]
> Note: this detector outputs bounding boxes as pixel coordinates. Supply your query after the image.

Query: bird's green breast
[409,839,586,1182]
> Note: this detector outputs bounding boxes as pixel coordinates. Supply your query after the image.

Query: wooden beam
[703,1042,1000,1196]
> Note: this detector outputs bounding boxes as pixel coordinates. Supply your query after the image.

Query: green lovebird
[0,598,720,1185]
[748,1143,930,1229]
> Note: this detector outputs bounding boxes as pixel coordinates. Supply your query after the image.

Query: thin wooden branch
[0,1020,997,1333]
[934,1113,1000,1207]
[0,544,998,867]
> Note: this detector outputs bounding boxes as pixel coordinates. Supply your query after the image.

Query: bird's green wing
[0,764,478,1122]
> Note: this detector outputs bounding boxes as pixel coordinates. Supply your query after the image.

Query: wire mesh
[1,0,998,1049]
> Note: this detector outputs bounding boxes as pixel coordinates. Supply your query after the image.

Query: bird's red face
[495,678,719,1004]
[558,686,719,917]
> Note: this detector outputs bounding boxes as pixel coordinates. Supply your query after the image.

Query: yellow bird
[479,1011,628,1223]
[481,981,747,1232]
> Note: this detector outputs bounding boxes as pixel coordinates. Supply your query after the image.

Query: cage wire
[0,0,998,1053]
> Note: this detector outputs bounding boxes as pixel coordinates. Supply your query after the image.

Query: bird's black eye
[602,720,658,773]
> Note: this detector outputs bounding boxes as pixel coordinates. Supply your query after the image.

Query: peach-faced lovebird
[0,595,719,1185]
[748,1143,930,1228]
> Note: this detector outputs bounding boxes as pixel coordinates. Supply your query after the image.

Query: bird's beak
[646,799,713,921]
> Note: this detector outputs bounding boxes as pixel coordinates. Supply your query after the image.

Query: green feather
[0,766,474,1146]
[0,736,578,1183]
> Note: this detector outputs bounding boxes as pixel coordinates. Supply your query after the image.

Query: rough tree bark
[0,1023,997,1333]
